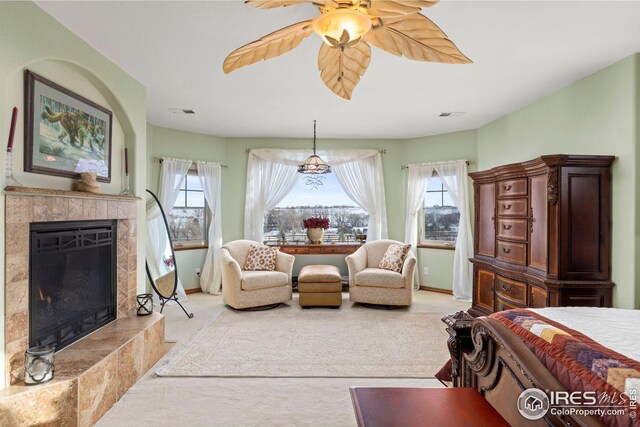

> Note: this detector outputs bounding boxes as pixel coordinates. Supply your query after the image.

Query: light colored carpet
[99,376,444,427]
[97,292,470,426]
[156,310,450,378]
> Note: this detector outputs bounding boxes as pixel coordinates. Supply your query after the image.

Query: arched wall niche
[3,58,138,194]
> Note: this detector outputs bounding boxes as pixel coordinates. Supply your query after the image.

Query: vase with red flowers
[303,217,330,244]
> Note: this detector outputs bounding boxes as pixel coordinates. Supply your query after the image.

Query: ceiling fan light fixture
[312,8,372,46]
[225,0,472,100]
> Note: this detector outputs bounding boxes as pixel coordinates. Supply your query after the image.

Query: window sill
[417,244,456,251]
[174,244,208,252]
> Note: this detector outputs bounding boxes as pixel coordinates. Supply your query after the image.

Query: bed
[451,307,640,427]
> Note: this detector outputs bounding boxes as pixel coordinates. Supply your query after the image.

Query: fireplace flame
[38,288,52,305]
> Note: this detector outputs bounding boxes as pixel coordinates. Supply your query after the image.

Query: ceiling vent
[169,108,196,115]
[439,112,465,117]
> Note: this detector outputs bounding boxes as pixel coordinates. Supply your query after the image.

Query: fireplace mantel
[4,187,141,386]
[2,186,165,425]
[4,185,140,201]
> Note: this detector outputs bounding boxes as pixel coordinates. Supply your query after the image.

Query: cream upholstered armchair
[220,240,294,309]
[346,239,416,307]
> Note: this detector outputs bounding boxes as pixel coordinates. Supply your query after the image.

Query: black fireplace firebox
[29,220,117,350]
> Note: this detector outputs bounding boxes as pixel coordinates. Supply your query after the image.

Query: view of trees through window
[423,175,460,243]
[169,170,208,245]
[264,174,369,242]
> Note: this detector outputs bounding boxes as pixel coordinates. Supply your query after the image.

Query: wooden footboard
[458,317,603,427]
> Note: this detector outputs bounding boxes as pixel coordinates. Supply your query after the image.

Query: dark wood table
[350,387,509,427]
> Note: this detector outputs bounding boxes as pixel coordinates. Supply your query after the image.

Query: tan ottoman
[298,265,342,308]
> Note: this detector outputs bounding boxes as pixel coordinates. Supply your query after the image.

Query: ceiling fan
[223,0,472,100]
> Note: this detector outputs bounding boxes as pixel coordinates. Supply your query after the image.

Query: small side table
[441,311,474,388]
[350,387,509,427]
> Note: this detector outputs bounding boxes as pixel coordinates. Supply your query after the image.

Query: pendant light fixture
[298,120,330,189]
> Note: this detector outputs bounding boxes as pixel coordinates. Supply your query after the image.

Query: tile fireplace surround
[1,187,166,426]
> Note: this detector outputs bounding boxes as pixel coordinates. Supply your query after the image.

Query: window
[422,174,460,246]
[168,170,208,247]
[264,174,369,242]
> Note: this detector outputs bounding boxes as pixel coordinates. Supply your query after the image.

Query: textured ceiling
[37,1,640,139]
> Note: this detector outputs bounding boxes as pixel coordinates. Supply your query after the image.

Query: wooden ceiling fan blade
[391,0,439,7]
[318,41,371,100]
[223,20,314,73]
[364,0,439,18]
[245,0,335,8]
[364,13,471,64]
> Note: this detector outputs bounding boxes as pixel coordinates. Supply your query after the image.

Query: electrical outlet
[423,267,429,275]
[196,268,201,277]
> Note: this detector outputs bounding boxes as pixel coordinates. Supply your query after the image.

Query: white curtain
[404,164,434,289]
[244,153,300,242]
[433,161,473,301]
[157,158,193,303]
[332,153,387,241]
[244,149,388,242]
[196,161,223,294]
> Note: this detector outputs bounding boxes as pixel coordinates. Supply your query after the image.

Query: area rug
[155,310,450,378]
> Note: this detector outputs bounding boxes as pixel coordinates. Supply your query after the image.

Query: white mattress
[528,307,640,362]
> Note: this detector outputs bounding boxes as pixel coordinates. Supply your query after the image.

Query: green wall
[1,1,148,388]
[477,55,639,309]
[148,55,640,307]
[147,128,478,291]
[147,131,409,288]
[636,54,640,310]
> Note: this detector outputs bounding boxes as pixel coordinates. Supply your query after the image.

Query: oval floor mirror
[145,189,193,318]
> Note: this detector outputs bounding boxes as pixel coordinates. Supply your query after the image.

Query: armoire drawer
[496,199,528,216]
[496,240,527,265]
[497,178,527,198]
[495,295,525,312]
[496,218,528,242]
[495,275,527,305]
[496,198,528,217]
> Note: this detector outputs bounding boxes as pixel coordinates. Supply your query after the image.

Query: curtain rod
[245,149,387,154]
[401,160,476,170]
[153,156,228,168]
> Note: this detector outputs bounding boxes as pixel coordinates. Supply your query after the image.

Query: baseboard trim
[420,286,453,295]
[185,288,202,294]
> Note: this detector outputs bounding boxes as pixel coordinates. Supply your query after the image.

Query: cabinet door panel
[529,174,548,271]
[530,287,548,308]
[477,183,496,257]
[560,167,610,280]
[475,269,495,311]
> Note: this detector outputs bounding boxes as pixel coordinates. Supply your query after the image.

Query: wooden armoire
[468,155,614,317]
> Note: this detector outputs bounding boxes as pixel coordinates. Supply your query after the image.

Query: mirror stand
[158,293,194,318]
[145,189,194,319]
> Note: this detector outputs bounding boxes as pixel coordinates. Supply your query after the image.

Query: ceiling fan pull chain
[338,46,345,82]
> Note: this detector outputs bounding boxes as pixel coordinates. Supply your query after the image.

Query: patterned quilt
[491,309,640,427]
